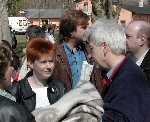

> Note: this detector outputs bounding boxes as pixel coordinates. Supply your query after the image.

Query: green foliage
[7,0,21,16]
[14,35,26,64]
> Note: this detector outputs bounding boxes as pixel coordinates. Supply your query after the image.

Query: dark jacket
[1,40,20,70]
[10,31,17,49]
[102,54,150,122]
[0,95,35,122]
[140,49,150,86]
[7,72,68,113]
[51,41,104,94]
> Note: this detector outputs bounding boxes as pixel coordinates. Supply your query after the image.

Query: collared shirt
[136,49,149,66]
[63,42,86,88]
[106,60,123,80]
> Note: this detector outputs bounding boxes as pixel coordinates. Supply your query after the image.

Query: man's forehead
[125,24,139,33]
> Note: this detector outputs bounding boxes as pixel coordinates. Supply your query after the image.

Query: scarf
[32,80,104,122]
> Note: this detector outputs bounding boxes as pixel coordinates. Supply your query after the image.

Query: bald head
[126,21,150,39]
[125,21,150,61]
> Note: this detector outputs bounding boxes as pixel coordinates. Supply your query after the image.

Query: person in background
[17,25,45,81]
[0,43,35,122]
[42,24,55,43]
[125,21,150,86]
[10,26,17,49]
[51,9,104,94]
[86,18,150,121]
[7,38,68,113]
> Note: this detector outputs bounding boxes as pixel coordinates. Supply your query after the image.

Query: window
[19,20,22,26]
[23,20,27,26]
[84,3,88,12]
[120,21,126,28]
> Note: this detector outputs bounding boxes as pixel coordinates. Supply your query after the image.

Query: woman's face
[28,56,54,80]
[0,63,14,90]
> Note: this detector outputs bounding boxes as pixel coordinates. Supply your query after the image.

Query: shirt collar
[136,49,149,66]
[63,41,82,55]
[106,60,123,79]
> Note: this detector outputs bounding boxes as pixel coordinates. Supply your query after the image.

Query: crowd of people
[0,9,150,122]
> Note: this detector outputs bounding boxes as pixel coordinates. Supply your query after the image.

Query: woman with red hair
[7,38,68,113]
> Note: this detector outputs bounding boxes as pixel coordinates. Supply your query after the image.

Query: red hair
[26,38,55,63]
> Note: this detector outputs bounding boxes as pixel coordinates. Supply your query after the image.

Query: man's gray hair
[86,18,126,55]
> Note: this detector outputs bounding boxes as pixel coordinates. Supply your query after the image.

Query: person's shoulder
[54,78,66,85]
[0,95,35,122]
[48,78,67,89]
[0,95,25,114]
[7,78,25,93]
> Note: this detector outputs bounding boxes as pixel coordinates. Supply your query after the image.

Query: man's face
[125,24,140,54]
[89,41,106,70]
[71,25,88,42]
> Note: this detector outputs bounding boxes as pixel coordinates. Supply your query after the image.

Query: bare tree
[90,0,121,22]
[0,0,11,44]
[81,0,150,22]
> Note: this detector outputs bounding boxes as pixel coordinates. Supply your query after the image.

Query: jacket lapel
[55,41,72,81]
[140,49,150,69]
[20,72,35,99]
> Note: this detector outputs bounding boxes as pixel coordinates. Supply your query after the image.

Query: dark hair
[42,24,53,32]
[59,10,89,41]
[47,24,53,32]
[42,25,48,32]
[0,43,12,79]
[25,25,45,40]
[26,38,55,63]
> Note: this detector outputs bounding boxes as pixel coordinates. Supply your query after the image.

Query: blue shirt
[63,42,86,87]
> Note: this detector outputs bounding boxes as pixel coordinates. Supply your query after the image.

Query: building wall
[27,1,150,30]
[27,18,60,30]
[132,14,150,23]
[117,8,133,28]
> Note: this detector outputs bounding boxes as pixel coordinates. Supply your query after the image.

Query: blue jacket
[102,54,150,122]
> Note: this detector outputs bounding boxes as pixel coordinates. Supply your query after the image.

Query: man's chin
[126,49,131,53]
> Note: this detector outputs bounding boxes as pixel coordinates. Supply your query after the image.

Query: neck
[107,54,125,71]
[131,48,149,62]
[28,75,47,88]
[65,38,80,53]
[65,37,82,49]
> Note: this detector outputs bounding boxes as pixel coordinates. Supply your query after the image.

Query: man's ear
[103,42,108,56]
[27,60,33,69]
[140,35,146,46]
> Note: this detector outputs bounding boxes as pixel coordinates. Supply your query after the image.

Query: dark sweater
[102,54,150,122]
